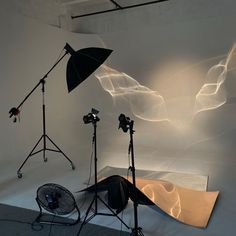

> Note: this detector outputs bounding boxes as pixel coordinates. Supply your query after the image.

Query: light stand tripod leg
[43,134,47,162]
[17,79,75,178]
[97,196,130,229]
[45,135,75,170]
[77,196,96,236]
[42,80,74,169]
[77,194,130,236]
[17,135,44,178]
[131,228,144,236]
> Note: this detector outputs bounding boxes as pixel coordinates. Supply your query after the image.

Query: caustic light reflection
[133,177,219,228]
[95,45,236,125]
[95,65,169,122]
[194,44,236,114]
[141,182,181,218]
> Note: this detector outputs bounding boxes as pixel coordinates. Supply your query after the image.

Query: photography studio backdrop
[0,1,109,207]
[0,0,236,236]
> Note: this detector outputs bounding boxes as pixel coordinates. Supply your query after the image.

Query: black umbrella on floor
[80,175,154,213]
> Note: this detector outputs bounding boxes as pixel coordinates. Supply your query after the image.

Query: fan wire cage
[35,183,80,226]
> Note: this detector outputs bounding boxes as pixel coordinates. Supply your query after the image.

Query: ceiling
[11,0,170,32]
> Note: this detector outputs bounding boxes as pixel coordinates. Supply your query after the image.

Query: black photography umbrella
[66,47,113,92]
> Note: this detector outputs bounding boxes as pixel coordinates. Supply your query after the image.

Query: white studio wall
[74,0,236,173]
[1,0,236,235]
[70,1,236,234]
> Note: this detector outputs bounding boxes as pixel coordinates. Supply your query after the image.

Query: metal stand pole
[77,120,130,235]
[12,46,76,178]
[128,121,144,236]
[17,79,75,178]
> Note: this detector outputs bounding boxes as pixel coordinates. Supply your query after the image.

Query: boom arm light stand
[9,44,76,178]
[9,43,112,178]
[118,114,144,236]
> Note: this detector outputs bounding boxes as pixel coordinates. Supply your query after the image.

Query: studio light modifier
[83,108,100,124]
[118,113,131,133]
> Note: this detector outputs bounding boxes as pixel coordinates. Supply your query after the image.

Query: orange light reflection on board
[127,176,219,228]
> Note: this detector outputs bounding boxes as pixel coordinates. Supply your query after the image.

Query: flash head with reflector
[118,113,132,133]
[83,108,100,124]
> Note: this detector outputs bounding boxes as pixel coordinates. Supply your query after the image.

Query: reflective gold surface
[127,176,219,228]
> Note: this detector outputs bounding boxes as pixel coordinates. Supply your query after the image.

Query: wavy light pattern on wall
[95,45,236,124]
[95,64,169,122]
[194,45,236,114]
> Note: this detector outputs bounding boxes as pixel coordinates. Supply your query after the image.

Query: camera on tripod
[83,108,100,124]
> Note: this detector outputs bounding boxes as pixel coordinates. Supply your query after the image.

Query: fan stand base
[35,197,80,226]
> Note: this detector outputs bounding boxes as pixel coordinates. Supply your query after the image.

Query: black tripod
[119,114,144,236]
[9,44,76,178]
[77,114,130,235]
[10,43,113,179]
[16,78,75,178]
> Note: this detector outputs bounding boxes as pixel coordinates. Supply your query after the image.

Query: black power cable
[0,218,43,231]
